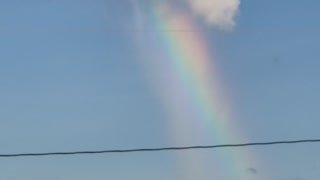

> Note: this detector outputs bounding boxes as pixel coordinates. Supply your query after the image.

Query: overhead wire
[1,139,320,158]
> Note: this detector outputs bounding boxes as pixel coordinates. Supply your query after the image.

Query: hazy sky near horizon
[0,0,320,179]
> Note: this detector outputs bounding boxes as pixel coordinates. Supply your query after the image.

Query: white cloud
[187,0,240,29]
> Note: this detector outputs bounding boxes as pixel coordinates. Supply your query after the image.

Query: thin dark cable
[1,139,320,158]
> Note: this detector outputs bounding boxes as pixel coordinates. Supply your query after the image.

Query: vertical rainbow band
[135,1,265,179]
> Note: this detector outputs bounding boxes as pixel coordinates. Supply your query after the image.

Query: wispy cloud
[130,0,241,30]
[129,0,144,30]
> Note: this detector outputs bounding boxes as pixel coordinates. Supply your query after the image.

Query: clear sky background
[0,0,320,180]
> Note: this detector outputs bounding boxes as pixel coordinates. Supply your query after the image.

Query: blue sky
[0,0,320,179]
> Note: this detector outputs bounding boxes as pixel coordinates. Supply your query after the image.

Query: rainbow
[135,1,265,179]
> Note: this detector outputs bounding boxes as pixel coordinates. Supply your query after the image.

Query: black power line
[1,139,320,158]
